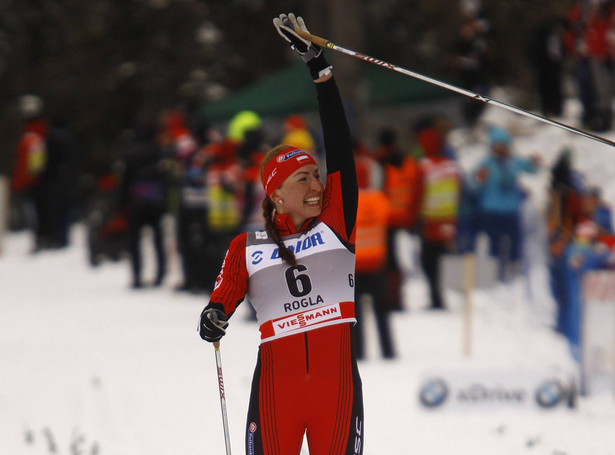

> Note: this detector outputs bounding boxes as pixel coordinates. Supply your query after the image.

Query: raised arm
[315,76,358,240]
[274,13,358,240]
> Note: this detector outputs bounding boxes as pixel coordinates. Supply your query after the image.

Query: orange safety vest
[355,189,390,273]
[11,131,47,191]
[383,156,418,229]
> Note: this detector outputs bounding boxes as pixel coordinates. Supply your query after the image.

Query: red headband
[262,147,317,196]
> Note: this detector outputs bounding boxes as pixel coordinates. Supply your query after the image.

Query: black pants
[29,185,49,250]
[177,206,234,292]
[384,229,403,310]
[420,239,447,309]
[176,206,208,291]
[128,207,166,286]
[354,270,395,359]
[44,179,73,248]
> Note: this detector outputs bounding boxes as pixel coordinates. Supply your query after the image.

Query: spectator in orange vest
[353,151,395,359]
[374,128,418,311]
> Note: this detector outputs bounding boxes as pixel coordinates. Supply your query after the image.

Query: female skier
[199,13,364,455]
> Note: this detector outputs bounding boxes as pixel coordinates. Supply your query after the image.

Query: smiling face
[270,163,324,229]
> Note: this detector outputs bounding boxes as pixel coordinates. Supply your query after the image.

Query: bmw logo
[535,379,565,408]
[419,378,449,408]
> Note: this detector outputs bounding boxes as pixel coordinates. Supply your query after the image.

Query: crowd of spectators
[529,0,615,131]
[8,88,615,361]
[8,0,615,362]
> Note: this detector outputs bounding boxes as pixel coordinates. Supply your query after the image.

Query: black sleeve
[315,77,358,235]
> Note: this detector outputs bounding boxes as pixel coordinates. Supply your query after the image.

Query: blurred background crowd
[3,0,615,360]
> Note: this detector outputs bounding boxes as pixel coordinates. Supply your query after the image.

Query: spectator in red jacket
[11,95,49,252]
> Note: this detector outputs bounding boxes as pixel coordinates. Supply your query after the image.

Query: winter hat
[282,128,315,152]
[488,126,511,147]
[417,127,442,157]
[162,109,186,131]
[19,94,43,119]
[284,114,307,130]
[227,110,262,143]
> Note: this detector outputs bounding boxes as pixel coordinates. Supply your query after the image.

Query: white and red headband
[262,147,317,196]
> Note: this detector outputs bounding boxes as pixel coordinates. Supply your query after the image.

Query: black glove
[273,13,332,80]
[199,306,228,343]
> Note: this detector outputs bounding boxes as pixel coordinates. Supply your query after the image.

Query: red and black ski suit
[204,76,363,455]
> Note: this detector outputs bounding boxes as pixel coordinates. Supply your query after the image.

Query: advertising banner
[418,368,574,411]
[581,271,615,396]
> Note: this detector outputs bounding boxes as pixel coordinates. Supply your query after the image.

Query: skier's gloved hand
[273,13,332,80]
[199,306,228,343]
[273,13,321,62]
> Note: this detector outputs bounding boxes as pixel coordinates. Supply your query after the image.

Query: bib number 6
[285,265,312,297]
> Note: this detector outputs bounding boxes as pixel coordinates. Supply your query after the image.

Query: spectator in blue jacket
[472,126,541,281]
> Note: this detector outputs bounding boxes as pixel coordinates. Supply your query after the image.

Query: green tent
[202,62,453,122]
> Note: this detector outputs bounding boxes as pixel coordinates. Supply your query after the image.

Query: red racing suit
[204,77,363,455]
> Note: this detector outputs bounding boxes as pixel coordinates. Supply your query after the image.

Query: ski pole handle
[293,26,329,48]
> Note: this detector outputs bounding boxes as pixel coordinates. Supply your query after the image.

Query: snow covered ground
[3,98,615,454]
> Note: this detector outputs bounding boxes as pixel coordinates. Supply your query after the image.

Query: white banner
[582,271,615,396]
[418,368,574,411]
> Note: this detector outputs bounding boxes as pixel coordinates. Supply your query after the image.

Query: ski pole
[213,341,232,455]
[294,26,615,148]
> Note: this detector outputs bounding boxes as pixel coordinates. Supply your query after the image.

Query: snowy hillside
[2,97,615,454]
